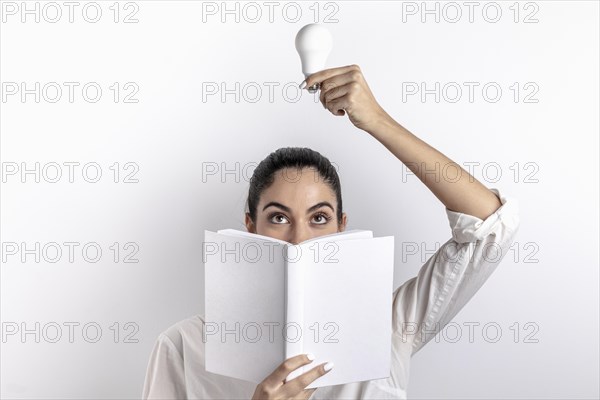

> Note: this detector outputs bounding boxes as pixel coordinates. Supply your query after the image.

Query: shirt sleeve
[391,188,520,356]
[142,332,187,400]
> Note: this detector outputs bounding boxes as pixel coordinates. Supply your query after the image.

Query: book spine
[283,243,305,382]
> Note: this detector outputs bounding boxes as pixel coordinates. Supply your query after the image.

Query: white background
[1,1,598,398]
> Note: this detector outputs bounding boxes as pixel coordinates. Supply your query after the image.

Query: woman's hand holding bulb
[300,64,394,134]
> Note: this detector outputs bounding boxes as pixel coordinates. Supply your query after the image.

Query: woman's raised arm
[302,64,501,220]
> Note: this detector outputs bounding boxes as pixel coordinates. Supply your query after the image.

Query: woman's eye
[270,214,288,224]
[313,213,331,224]
[269,213,330,225]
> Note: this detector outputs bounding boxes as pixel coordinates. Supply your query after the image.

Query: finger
[262,354,315,388]
[323,81,355,105]
[304,64,361,91]
[319,72,355,106]
[280,362,333,397]
[325,95,349,116]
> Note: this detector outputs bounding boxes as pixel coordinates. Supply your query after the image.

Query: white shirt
[142,188,520,399]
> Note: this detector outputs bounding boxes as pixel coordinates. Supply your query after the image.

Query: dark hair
[245,147,343,226]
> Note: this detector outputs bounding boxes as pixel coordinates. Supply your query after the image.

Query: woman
[142,65,520,399]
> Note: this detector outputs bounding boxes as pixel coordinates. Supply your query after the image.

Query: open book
[203,228,395,388]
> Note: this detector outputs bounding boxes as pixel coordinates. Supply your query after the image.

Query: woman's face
[245,167,347,244]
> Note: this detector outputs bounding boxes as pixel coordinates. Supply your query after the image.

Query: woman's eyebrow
[262,201,334,213]
[307,201,335,213]
[263,202,291,212]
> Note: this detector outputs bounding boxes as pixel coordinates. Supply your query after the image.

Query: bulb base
[307,82,320,93]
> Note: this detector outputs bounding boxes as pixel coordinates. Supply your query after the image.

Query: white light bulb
[295,23,333,93]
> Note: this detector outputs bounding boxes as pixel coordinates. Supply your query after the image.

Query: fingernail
[306,353,315,361]
[324,362,334,372]
[299,80,307,89]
